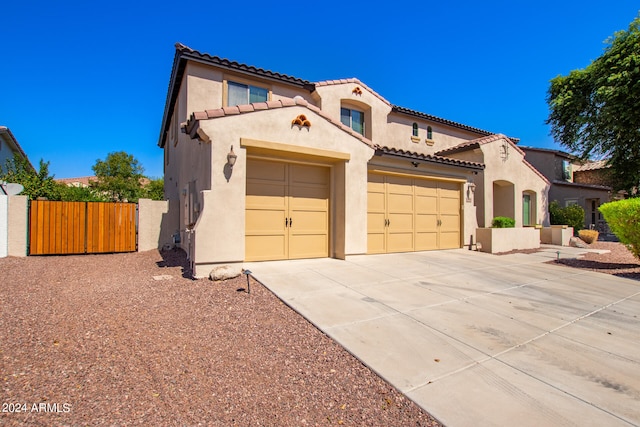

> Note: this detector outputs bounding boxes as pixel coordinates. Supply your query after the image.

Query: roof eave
[374,148,485,171]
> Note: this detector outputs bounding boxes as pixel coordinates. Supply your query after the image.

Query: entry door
[367,173,461,254]
[246,159,329,261]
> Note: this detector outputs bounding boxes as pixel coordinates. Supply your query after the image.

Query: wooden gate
[29,201,137,255]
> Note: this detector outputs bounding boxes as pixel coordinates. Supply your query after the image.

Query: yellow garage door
[367,173,461,254]
[246,158,329,261]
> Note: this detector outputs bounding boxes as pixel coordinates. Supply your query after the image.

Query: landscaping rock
[569,236,590,248]
[209,264,242,281]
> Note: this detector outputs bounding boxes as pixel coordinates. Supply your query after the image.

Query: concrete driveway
[245,247,640,427]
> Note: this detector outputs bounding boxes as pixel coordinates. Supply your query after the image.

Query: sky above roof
[1,1,638,179]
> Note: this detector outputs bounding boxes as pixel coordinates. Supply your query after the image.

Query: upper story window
[412,123,419,137]
[227,81,268,106]
[562,160,572,181]
[427,126,433,140]
[341,107,365,135]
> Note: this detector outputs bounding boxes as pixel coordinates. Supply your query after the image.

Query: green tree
[549,200,585,233]
[142,177,164,201]
[91,151,145,202]
[58,185,108,202]
[0,154,62,200]
[546,14,640,194]
[599,199,640,259]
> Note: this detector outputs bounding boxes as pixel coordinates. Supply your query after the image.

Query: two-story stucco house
[158,43,550,277]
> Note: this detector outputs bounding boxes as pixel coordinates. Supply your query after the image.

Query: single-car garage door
[246,158,329,261]
[367,172,461,254]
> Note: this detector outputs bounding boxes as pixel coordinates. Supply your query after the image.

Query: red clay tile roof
[185,98,485,171]
[436,134,550,184]
[184,97,375,148]
[159,44,517,148]
[574,160,610,172]
[374,146,484,170]
[435,134,523,156]
[315,78,392,107]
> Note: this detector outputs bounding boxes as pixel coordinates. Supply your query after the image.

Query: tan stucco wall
[480,140,549,227]
[187,105,374,277]
[137,199,178,252]
[7,195,28,257]
[476,227,541,253]
[0,195,7,257]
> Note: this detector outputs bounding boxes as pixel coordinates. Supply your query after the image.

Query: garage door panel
[247,159,286,181]
[246,235,287,261]
[246,209,286,233]
[439,197,460,214]
[290,164,329,186]
[439,231,460,249]
[389,212,413,231]
[388,193,413,212]
[415,194,437,213]
[388,233,413,253]
[289,234,328,259]
[290,210,327,232]
[367,233,386,254]
[416,232,438,251]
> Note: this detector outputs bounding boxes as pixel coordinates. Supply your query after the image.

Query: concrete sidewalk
[245,248,640,426]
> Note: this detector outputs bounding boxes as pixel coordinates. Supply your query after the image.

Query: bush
[549,200,585,233]
[578,229,599,244]
[491,216,515,228]
[599,198,640,259]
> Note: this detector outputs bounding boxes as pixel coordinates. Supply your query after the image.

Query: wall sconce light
[227,145,237,167]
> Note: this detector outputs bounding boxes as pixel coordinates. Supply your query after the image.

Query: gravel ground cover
[554,241,640,280]
[0,249,441,426]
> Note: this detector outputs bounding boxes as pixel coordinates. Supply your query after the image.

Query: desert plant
[491,216,515,228]
[549,200,585,233]
[578,229,599,244]
[599,198,640,259]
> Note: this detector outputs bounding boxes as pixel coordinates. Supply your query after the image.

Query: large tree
[546,15,640,194]
[0,154,61,200]
[91,151,145,202]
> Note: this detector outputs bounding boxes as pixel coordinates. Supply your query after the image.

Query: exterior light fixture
[227,146,237,167]
[243,269,252,294]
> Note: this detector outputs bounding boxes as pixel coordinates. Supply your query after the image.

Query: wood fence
[29,201,137,255]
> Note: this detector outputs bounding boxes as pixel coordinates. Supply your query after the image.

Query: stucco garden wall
[138,199,178,252]
[7,195,28,257]
[0,195,7,258]
[476,227,540,254]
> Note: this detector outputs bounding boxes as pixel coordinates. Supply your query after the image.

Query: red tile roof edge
[184,97,375,149]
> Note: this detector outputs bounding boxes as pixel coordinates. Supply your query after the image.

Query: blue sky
[1,1,638,179]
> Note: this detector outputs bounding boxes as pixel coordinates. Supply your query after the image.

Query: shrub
[549,200,585,233]
[578,229,599,244]
[491,216,515,228]
[599,198,640,259]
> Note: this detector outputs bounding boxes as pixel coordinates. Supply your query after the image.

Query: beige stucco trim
[368,168,468,184]
[240,138,351,161]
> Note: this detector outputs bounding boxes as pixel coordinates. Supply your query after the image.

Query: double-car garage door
[367,173,462,254]
[245,159,462,261]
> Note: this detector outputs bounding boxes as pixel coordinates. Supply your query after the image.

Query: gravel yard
[555,241,640,280]
[0,249,441,426]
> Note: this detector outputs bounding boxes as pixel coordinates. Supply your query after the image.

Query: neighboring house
[56,176,97,187]
[158,43,550,277]
[521,146,616,230]
[0,126,35,175]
